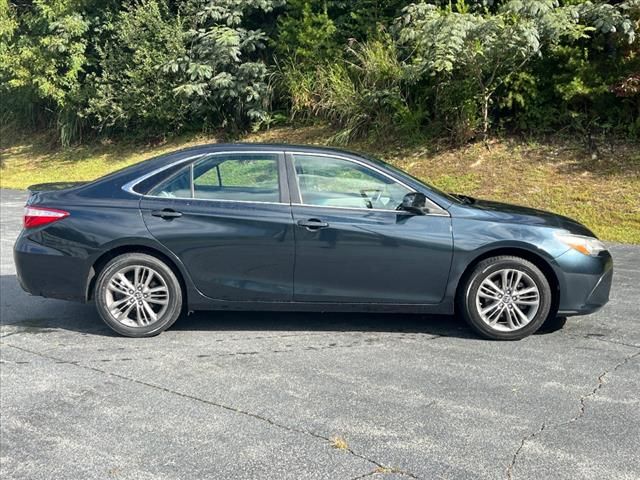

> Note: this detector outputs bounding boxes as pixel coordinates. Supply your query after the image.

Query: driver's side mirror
[399,192,428,215]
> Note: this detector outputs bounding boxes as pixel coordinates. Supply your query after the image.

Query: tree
[84,0,186,133]
[163,0,284,128]
[275,1,338,65]
[0,0,89,141]
[395,0,636,138]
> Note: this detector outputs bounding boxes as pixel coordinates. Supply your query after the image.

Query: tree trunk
[482,93,490,143]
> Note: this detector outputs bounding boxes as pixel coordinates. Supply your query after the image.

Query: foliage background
[1,0,638,146]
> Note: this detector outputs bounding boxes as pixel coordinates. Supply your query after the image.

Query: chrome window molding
[287,151,450,216]
[122,153,206,196]
[291,202,450,217]
[145,196,288,206]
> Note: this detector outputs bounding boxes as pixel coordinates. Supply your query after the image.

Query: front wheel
[458,256,552,340]
[95,253,183,337]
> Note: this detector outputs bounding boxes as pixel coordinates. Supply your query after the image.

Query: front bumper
[554,248,613,316]
[14,233,89,302]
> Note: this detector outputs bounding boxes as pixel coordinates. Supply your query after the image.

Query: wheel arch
[86,245,188,304]
[454,246,560,316]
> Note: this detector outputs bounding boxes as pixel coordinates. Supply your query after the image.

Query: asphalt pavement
[1,188,639,480]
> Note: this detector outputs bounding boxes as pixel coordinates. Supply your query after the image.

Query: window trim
[122,153,203,196]
[123,150,289,206]
[189,163,195,198]
[285,151,449,216]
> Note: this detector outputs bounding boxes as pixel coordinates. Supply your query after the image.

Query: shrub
[275,1,339,65]
[162,0,284,130]
[281,36,414,144]
[84,0,186,135]
[0,0,90,144]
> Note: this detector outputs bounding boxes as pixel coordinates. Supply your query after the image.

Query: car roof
[82,143,367,194]
[161,142,364,157]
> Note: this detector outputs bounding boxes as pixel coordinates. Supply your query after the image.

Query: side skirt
[187,299,454,315]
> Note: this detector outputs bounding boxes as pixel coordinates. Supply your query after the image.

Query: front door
[140,151,294,302]
[288,153,453,304]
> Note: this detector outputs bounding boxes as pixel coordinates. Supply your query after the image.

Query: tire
[95,253,183,337]
[540,315,567,333]
[457,256,552,340]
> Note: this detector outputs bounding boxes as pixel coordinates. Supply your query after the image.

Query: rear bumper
[14,234,88,302]
[554,249,613,316]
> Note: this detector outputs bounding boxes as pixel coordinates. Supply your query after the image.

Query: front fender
[444,217,570,302]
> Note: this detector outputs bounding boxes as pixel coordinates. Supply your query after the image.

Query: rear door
[287,152,453,304]
[140,151,294,302]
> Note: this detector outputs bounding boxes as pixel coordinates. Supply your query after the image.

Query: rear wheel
[458,256,552,340]
[95,253,183,337]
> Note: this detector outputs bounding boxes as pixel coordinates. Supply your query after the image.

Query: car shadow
[0,275,565,339]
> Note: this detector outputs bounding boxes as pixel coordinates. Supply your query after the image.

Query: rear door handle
[151,208,183,219]
[297,218,329,230]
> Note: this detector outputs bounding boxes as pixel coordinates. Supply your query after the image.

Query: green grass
[0,131,213,189]
[1,126,639,243]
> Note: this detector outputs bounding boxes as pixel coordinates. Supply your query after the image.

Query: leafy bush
[0,0,89,144]
[162,0,283,129]
[274,0,407,67]
[498,1,640,140]
[395,1,598,141]
[275,1,339,65]
[84,0,186,135]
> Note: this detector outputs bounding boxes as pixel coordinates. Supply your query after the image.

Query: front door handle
[151,208,183,219]
[297,218,329,230]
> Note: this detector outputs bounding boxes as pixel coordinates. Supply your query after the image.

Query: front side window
[150,153,280,203]
[292,154,410,210]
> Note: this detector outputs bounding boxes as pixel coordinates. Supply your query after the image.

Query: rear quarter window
[132,162,193,195]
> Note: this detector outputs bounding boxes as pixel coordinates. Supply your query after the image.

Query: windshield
[362,154,462,204]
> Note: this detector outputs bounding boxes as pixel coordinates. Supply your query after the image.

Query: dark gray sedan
[14,144,613,339]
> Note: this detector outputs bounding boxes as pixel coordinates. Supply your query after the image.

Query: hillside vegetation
[1,1,638,146]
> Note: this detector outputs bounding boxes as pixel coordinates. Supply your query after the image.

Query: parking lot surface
[1,188,639,480]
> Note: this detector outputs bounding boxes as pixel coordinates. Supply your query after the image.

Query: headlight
[555,232,606,256]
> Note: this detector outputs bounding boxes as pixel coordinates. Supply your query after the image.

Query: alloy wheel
[475,268,540,332]
[104,265,170,328]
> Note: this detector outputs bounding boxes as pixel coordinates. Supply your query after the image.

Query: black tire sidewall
[95,253,183,337]
[462,257,552,340]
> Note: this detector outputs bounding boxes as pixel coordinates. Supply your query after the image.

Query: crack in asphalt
[0,340,371,363]
[575,333,640,350]
[1,337,386,363]
[350,471,379,480]
[556,327,640,350]
[349,467,421,480]
[3,342,424,480]
[506,350,640,480]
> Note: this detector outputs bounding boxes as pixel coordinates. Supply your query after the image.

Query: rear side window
[149,153,281,203]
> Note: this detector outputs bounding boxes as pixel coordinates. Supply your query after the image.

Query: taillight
[23,206,70,229]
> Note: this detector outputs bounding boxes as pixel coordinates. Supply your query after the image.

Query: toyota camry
[14,144,613,339]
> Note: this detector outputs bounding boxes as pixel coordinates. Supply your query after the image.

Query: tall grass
[280,37,420,144]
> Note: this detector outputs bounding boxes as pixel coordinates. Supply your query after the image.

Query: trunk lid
[27,181,89,193]
[26,181,89,206]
